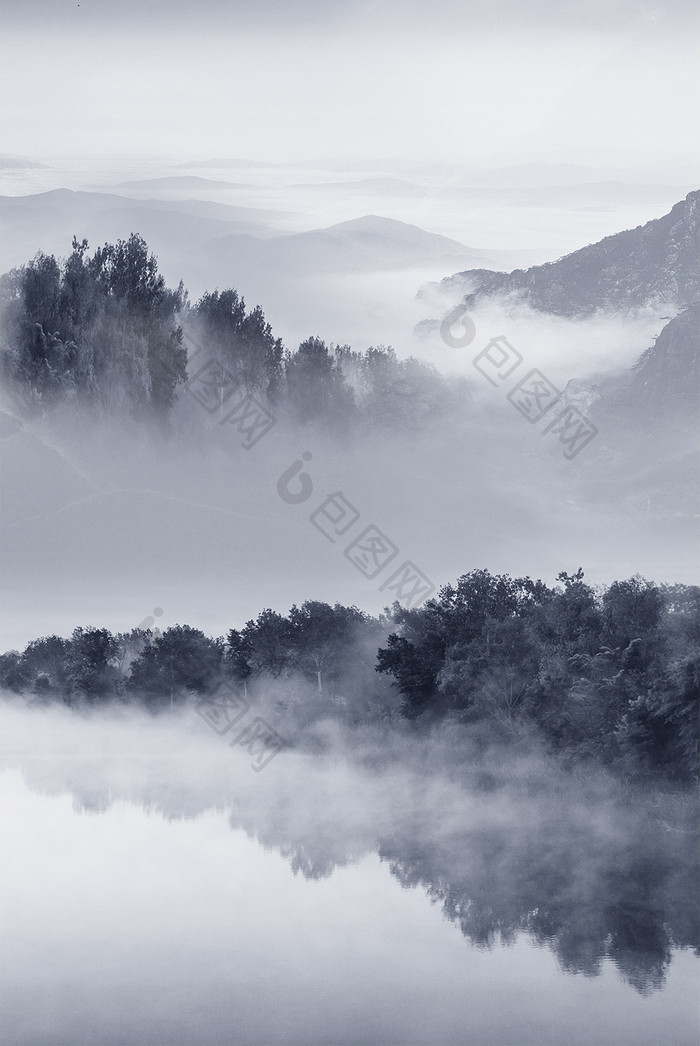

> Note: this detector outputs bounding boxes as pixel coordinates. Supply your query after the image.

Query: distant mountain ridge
[94,176,248,191]
[0,154,48,170]
[208,214,492,274]
[172,158,278,169]
[420,191,699,318]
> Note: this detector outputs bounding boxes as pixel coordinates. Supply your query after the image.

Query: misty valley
[1,162,698,1046]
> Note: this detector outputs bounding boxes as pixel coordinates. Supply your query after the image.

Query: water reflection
[379,828,697,996]
[3,701,698,1010]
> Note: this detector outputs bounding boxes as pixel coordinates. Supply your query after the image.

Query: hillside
[419,191,699,318]
[0,188,282,274]
[207,215,491,274]
[629,303,700,419]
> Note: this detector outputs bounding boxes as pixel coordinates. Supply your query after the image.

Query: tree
[288,601,367,693]
[240,610,293,679]
[0,651,29,693]
[540,569,601,654]
[89,234,186,417]
[602,576,663,649]
[65,627,119,701]
[224,628,254,694]
[284,337,355,426]
[376,632,444,718]
[0,252,72,401]
[1,234,186,418]
[128,625,222,709]
[376,571,548,719]
[193,289,283,400]
[335,345,452,429]
[19,635,70,696]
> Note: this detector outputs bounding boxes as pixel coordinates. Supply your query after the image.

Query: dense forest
[2,569,697,783]
[0,233,464,430]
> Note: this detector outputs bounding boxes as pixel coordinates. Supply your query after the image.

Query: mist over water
[1,698,698,1046]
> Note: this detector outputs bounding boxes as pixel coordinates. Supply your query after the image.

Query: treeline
[0,600,387,712]
[0,235,464,429]
[1,571,697,782]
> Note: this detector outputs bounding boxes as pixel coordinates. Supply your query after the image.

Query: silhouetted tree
[128,625,222,708]
[285,336,355,426]
[193,289,283,399]
[65,627,119,702]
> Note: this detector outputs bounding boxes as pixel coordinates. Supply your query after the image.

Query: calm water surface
[1,705,698,1046]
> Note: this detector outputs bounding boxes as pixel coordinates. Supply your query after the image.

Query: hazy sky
[1,0,698,165]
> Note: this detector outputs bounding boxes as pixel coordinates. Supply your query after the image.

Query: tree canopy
[1,571,697,782]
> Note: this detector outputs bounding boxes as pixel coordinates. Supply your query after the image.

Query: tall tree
[288,601,367,693]
[285,337,355,426]
[128,625,222,709]
[193,289,283,399]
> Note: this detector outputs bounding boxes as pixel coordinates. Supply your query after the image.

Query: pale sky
[1,0,698,165]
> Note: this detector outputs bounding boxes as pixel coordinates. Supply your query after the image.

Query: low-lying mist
[2,360,696,653]
[2,695,697,997]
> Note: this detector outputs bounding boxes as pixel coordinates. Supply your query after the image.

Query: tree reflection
[378,812,698,995]
[11,712,699,997]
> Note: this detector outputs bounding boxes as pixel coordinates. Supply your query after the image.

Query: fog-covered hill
[94,175,252,192]
[171,158,279,170]
[0,188,282,274]
[419,191,699,320]
[206,215,491,275]
[0,154,48,170]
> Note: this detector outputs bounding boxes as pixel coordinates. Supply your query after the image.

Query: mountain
[206,215,492,275]
[629,303,700,420]
[172,158,278,169]
[0,195,496,295]
[288,178,427,198]
[418,191,699,318]
[93,176,248,191]
[0,154,48,170]
[0,188,284,275]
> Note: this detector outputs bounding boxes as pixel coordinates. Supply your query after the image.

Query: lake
[1,701,698,1046]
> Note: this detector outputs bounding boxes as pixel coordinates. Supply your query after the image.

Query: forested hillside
[0,233,461,431]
